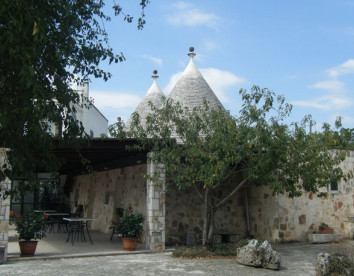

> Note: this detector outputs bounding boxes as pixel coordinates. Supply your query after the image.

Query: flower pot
[122,237,138,251]
[318,228,334,234]
[19,241,38,256]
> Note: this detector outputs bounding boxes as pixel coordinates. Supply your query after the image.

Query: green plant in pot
[318,222,334,234]
[10,210,48,256]
[110,206,144,251]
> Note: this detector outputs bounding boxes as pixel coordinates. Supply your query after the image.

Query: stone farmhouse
[64,48,354,246]
[0,48,353,261]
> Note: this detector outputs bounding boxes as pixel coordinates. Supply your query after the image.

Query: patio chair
[67,221,86,245]
[45,216,57,234]
[59,205,84,233]
[72,204,84,218]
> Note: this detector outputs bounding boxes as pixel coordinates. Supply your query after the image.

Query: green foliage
[319,223,330,230]
[109,207,144,238]
[326,253,354,275]
[172,244,239,259]
[121,86,351,196]
[11,210,47,242]
[315,252,354,276]
[0,0,149,183]
[111,85,353,245]
[38,178,69,212]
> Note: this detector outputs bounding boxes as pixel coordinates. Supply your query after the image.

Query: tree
[0,0,149,183]
[111,86,353,246]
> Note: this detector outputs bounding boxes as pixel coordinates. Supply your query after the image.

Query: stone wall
[145,161,165,251]
[69,165,147,241]
[249,150,354,242]
[0,149,10,263]
[69,161,166,251]
[165,184,248,245]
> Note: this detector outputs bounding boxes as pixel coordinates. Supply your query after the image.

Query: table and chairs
[34,207,96,245]
[45,212,70,233]
[63,217,96,245]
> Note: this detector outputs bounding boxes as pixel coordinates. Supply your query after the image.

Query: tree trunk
[202,189,209,245]
[206,207,215,249]
[201,189,217,248]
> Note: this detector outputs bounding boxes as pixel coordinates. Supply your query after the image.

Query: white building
[74,82,108,137]
[52,82,108,137]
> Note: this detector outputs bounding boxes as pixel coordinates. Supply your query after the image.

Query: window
[330,180,339,193]
[104,191,110,204]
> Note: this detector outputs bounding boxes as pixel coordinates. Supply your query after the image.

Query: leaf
[32,21,38,36]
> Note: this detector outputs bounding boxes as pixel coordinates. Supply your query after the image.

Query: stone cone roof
[126,72,164,129]
[167,54,224,111]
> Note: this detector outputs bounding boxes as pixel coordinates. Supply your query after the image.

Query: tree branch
[215,177,248,209]
[193,182,203,200]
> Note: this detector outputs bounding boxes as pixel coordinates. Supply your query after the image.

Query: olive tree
[112,86,353,246]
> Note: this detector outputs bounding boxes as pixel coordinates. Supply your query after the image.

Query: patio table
[63,218,96,245]
[34,210,56,213]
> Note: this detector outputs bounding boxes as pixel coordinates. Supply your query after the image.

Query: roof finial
[152,69,158,80]
[188,46,196,59]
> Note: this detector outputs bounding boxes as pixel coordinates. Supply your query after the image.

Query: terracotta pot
[19,241,38,256]
[318,228,334,234]
[122,237,138,251]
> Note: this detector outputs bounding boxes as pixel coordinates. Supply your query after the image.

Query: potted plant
[10,210,48,256]
[110,206,144,251]
[318,222,334,234]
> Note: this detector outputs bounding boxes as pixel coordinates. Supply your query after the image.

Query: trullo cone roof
[167,49,224,110]
[126,71,164,129]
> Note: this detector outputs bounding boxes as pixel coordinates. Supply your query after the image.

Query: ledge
[308,233,343,244]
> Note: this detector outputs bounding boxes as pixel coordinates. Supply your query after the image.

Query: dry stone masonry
[0,150,10,263]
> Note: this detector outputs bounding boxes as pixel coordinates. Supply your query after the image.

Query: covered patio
[2,138,166,262]
[7,223,150,261]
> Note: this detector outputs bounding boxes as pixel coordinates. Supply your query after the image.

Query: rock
[315,252,354,276]
[315,253,331,276]
[236,239,281,270]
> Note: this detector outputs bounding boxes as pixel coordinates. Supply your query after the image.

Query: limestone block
[308,233,343,243]
[236,239,281,270]
[315,252,331,276]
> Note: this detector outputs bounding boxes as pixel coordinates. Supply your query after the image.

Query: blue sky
[89,0,354,130]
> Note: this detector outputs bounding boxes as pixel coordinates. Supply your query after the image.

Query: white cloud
[166,1,220,30]
[165,67,244,103]
[327,59,354,78]
[141,55,163,67]
[204,41,220,51]
[90,90,141,110]
[292,88,352,111]
[311,80,344,92]
[294,64,354,111]
[201,68,244,102]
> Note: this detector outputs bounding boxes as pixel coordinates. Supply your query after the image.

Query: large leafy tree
[0,0,149,182]
[112,86,353,246]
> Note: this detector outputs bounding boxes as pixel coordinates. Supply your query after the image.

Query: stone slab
[308,233,343,244]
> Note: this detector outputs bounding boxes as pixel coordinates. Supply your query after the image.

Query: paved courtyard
[1,240,353,275]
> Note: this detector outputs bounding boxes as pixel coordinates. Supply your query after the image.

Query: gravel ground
[1,241,353,276]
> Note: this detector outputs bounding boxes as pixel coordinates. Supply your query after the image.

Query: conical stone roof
[167,48,224,111]
[126,70,164,129]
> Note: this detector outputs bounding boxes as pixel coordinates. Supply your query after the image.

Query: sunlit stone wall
[249,150,354,242]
